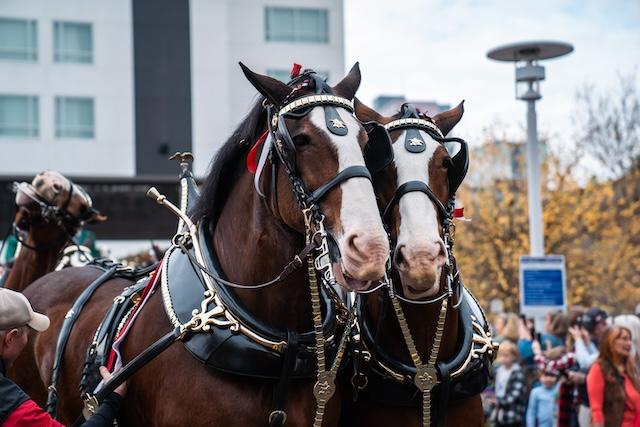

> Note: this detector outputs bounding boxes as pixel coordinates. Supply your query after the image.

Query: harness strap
[60,180,74,213]
[99,327,182,401]
[177,237,317,290]
[269,331,300,427]
[46,266,117,417]
[13,222,69,253]
[309,165,372,203]
[352,290,388,400]
[436,362,451,427]
[383,181,449,223]
[72,327,183,427]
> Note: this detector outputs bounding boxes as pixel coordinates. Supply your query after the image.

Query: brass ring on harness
[269,410,287,425]
[171,232,189,247]
[351,372,369,390]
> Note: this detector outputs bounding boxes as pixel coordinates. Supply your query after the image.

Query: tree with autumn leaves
[455,74,640,313]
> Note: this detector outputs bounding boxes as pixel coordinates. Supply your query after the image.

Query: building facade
[373,95,450,118]
[0,0,345,245]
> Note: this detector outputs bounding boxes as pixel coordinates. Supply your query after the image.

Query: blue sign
[523,269,563,306]
[519,255,566,316]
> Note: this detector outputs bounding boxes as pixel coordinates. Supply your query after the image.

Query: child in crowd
[526,363,560,427]
[493,341,527,427]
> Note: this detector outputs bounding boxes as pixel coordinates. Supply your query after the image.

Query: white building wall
[190,0,345,176]
[0,0,135,177]
[1,0,346,178]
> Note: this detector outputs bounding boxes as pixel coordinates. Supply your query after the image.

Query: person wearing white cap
[0,288,125,426]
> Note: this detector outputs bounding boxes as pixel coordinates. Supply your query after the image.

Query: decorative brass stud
[330,118,346,129]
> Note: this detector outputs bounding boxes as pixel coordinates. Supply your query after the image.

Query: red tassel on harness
[291,63,302,78]
[246,130,269,174]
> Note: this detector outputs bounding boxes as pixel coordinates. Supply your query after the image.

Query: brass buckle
[269,409,287,425]
[82,394,99,420]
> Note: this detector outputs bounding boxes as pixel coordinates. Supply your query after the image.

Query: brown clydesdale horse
[339,100,487,426]
[3,171,105,293]
[12,64,389,426]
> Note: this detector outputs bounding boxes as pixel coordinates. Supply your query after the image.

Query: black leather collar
[199,222,338,344]
[357,287,494,403]
[161,222,346,379]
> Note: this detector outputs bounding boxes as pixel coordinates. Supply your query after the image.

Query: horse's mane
[190,97,267,223]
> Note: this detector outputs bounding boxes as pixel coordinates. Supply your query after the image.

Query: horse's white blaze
[309,109,387,268]
[394,130,445,257]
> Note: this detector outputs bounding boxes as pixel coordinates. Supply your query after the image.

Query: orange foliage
[454,145,640,314]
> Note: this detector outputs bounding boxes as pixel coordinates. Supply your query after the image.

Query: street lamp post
[487,41,573,256]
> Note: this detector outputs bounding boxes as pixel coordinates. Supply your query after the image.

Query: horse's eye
[292,134,310,146]
[442,158,453,172]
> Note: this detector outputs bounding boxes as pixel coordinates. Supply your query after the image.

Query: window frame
[53,21,93,64]
[55,96,95,139]
[0,18,38,62]
[0,95,39,138]
[264,7,329,44]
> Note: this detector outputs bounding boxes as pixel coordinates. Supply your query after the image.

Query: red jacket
[3,400,65,427]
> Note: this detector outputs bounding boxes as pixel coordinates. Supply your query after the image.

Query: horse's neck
[4,235,63,292]
[213,172,312,332]
[369,290,459,364]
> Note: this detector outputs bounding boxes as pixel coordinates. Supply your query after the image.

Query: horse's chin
[332,262,372,291]
[399,271,442,300]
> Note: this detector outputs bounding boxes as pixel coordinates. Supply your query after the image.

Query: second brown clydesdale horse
[3,171,104,292]
[341,100,497,426]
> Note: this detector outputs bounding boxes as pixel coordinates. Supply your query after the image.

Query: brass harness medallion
[330,118,345,129]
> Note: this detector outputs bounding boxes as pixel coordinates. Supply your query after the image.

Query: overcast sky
[344,0,640,144]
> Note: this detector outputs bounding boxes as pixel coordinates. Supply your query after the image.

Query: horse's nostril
[437,240,446,260]
[394,246,406,268]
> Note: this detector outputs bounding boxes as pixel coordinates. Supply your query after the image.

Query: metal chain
[304,211,353,427]
[390,285,448,427]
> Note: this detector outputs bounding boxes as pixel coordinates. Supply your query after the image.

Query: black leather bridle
[382,104,469,225]
[266,72,392,218]
[11,181,90,251]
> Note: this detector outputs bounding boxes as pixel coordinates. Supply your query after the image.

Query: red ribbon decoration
[246,130,269,174]
[454,207,464,218]
[106,262,163,370]
[291,63,302,78]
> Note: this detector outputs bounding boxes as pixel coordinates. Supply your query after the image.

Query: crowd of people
[485,307,640,427]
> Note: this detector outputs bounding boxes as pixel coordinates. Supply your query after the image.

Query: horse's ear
[85,208,108,224]
[433,101,464,136]
[333,62,361,100]
[354,97,385,123]
[239,62,291,108]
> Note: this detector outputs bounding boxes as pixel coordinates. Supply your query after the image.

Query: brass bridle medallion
[390,287,449,427]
